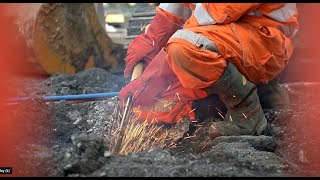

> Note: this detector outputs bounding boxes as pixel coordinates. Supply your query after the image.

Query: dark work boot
[257,76,290,110]
[204,62,268,139]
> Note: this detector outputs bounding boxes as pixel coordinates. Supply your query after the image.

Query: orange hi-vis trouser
[166,20,294,90]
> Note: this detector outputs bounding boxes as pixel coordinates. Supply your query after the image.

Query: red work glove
[124,11,184,78]
[120,49,177,106]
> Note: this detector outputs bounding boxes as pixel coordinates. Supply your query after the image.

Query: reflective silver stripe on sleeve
[248,4,297,37]
[269,3,298,37]
[279,25,299,37]
[247,11,255,15]
[159,3,192,20]
[267,3,296,22]
[291,28,299,37]
[193,3,217,25]
[247,10,263,17]
[170,29,219,53]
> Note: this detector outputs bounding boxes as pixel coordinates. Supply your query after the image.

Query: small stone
[148,149,154,153]
[64,164,72,170]
[71,136,76,144]
[104,151,112,158]
[64,152,71,159]
[107,101,115,106]
[299,149,304,162]
[131,154,138,158]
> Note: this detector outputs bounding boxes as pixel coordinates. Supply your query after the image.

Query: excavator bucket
[5,3,118,76]
[32,3,118,75]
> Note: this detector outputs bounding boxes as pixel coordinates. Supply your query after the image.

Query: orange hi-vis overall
[134,3,298,124]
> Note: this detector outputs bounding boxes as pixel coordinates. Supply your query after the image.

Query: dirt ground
[6,68,320,177]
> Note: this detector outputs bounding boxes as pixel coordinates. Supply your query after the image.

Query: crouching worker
[119,3,299,141]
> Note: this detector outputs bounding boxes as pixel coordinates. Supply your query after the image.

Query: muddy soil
[7,68,320,177]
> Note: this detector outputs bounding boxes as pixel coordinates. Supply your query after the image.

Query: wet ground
[6,68,320,177]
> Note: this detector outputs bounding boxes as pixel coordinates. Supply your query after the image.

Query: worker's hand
[124,12,182,78]
[124,34,158,78]
[120,49,177,106]
[119,76,161,106]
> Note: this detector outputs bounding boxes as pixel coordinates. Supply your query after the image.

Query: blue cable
[3,92,120,103]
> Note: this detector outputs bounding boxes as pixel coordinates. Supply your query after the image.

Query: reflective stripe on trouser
[159,3,192,21]
[167,28,227,89]
[170,29,219,53]
[248,3,298,37]
[166,24,293,88]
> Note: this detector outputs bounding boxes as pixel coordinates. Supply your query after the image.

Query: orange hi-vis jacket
[135,3,299,124]
[181,3,298,37]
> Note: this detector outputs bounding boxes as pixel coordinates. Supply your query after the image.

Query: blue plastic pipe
[3,92,120,103]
